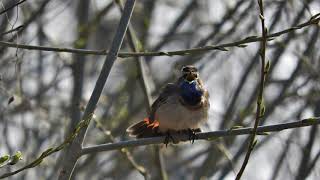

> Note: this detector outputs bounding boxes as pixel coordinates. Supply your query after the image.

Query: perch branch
[80,117,320,155]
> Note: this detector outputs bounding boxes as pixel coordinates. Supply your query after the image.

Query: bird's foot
[187,128,199,144]
[164,131,174,147]
[163,130,181,147]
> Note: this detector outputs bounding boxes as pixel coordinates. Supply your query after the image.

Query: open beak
[185,72,197,82]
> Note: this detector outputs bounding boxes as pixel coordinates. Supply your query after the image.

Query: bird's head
[181,65,199,82]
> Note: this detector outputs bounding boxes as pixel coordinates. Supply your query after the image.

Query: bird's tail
[126,118,160,138]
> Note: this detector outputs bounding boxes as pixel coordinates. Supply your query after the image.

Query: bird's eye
[182,67,189,72]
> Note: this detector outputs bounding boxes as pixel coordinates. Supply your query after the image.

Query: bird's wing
[198,78,210,108]
[149,83,178,122]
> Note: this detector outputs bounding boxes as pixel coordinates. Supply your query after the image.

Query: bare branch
[0,13,318,57]
[236,0,268,179]
[0,25,23,36]
[80,117,320,155]
[0,0,26,15]
[57,0,136,179]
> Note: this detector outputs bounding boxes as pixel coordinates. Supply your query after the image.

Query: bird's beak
[185,72,197,82]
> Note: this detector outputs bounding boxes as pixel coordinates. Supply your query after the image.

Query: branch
[80,117,320,155]
[116,0,167,178]
[0,25,24,36]
[93,118,149,178]
[0,0,27,15]
[57,0,136,179]
[0,116,318,179]
[236,0,268,179]
[0,117,91,179]
[0,13,318,57]
[151,0,198,51]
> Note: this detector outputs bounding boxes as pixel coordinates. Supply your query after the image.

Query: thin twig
[236,0,268,179]
[0,25,23,36]
[0,13,318,57]
[0,116,92,179]
[0,0,27,15]
[151,0,198,51]
[80,117,320,155]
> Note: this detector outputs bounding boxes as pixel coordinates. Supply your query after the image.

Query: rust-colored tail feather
[126,118,160,138]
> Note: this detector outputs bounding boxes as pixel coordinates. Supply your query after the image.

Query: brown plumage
[126,65,210,139]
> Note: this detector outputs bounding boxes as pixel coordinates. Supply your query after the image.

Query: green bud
[40,148,54,157]
[229,125,244,130]
[8,151,23,165]
[237,44,247,48]
[257,132,270,135]
[252,139,258,149]
[260,105,265,117]
[0,154,10,166]
[31,159,43,167]
[265,61,270,73]
[216,47,228,51]
[159,52,170,56]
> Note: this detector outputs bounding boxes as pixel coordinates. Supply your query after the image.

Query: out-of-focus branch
[0,116,91,179]
[0,0,26,15]
[93,118,149,179]
[116,0,167,179]
[269,131,296,180]
[221,0,288,129]
[80,117,320,155]
[151,0,198,52]
[236,0,268,179]
[0,13,318,57]
[0,25,23,36]
[55,0,90,179]
[295,100,320,180]
[57,0,136,179]
[0,108,319,179]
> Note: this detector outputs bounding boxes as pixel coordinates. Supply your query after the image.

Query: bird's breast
[179,80,203,105]
[155,95,208,132]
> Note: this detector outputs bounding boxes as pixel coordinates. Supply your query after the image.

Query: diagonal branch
[57,0,136,179]
[0,0,27,15]
[116,0,168,178]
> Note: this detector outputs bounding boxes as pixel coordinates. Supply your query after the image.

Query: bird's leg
[187,128,199,144]
[164,131,174,147]
[163,130,181,147]
[193,128,202,133]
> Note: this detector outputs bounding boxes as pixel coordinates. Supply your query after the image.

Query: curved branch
[0,13,318,57]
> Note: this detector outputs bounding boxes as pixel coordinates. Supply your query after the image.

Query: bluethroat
[127,65,210,145]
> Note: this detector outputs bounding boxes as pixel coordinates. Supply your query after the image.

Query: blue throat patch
[179,80,203,105]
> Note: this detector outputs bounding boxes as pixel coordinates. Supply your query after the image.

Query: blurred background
[0,0,319,179]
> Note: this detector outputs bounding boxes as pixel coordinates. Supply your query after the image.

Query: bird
[126,65,210,145]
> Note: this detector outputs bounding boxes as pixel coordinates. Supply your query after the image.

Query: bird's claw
[164,131,175,147]
[187,128,198,144]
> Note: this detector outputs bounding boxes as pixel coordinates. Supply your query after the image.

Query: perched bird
[126,65,210,144]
